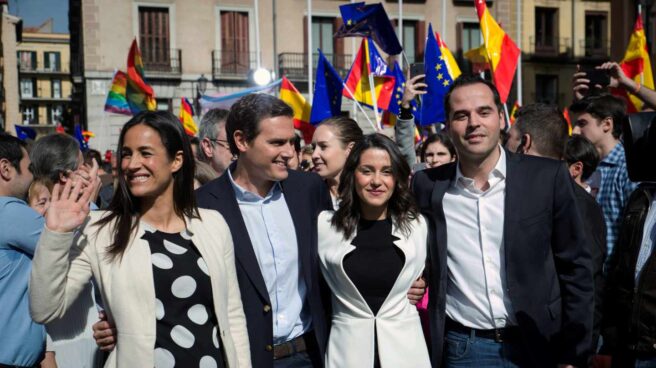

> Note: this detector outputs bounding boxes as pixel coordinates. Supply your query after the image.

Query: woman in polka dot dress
[29,111,251,368]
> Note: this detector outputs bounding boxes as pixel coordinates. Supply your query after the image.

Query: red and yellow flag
[436,32,462,80]
[280,77,314,144]
[509,101,520,125]
[475,0,520,103]
[343,38,395,111]
[618,10,654,112]
[179,98,198,136]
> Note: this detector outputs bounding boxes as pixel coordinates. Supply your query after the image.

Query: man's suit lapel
[503,151,522,269]
[280,175,313,293]
[211,175,271,304]
[430,165,456,264]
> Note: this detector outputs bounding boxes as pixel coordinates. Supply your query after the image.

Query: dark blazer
[573,184,606,351]
[196,167,333,368]
[412,150,594,368]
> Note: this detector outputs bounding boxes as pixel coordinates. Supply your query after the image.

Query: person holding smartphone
[572,62,656,109]
[395,70,428,170]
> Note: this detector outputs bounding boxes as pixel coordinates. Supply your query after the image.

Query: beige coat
[317,211,431,368]
[30,209,251,368]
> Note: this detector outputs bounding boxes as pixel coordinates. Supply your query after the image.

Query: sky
[9,0,68,33]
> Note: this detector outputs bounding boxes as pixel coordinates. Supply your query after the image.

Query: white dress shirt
[443,148,516,329]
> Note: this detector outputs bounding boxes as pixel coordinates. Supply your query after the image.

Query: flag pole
[343,82,378,132]
[350,0,357,119]
[307,0,313,102]
[639,4,645,86]
[502,103,511,131]
[516,0,522,105]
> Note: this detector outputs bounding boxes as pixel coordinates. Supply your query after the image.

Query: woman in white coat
[317,134,431,368]
[29,111,251,368]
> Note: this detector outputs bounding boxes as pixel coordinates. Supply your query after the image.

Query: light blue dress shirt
[0,196,46,366]
[228,171,310,345]
[635,196,656,283]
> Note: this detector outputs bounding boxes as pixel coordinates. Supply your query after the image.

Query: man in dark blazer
[413,75,594,368]
[196,94,332,368]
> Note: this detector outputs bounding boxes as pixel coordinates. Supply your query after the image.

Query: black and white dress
[142,228,226,368]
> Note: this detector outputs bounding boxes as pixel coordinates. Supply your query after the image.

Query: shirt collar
[454,146,506,192]
[601,142,625,166]
[227,168,282,202]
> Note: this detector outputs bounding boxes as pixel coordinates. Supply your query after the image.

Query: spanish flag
[126,39,157,113]
[475,0,520,103]
[343,38,395,111]
[436,32,461,80]
[280,77,314,144]
[179,98,198,136]
[618,9,654,112]
[509,101,520,125]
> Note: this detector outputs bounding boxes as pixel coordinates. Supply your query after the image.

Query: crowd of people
[0,61,655,368]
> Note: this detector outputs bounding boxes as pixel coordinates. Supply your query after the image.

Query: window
[305,16,345,68]
[156,98,171,112]
[535,7,558,52]
[52,79,62,98]
[18,51,36,71]
[585,12,608,57]
[50,105,63,124]
[139,7,171,70]
[21,105,37,125]
[20,78,36,98]
[535,74,559,105]
[457,22,482,73]
[44,52,61,71]
[220,11,250,74]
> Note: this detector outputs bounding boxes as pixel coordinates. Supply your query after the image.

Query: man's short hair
[569,94,626,139]
[444,74,504,119]
[30,133,80,184]
[565,135,600,181]
[0,132,27,173]
[515,103,569,159]
[197,108,229,161]
[226,94,294,156]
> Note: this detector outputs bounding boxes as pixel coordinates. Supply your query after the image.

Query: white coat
[30,209,251,368]
[317,210,431,368]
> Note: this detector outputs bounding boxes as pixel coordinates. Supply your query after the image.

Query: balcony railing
[528,36,572,58]
[580,39,610,59]
[18,61,69,74]
[143,49,181,75]
[212,50,257,79]
[278,53,353,81]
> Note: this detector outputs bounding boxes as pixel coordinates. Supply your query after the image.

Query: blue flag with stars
[14,125,37,141]
[386,61,419,123]
[310,49,344,124]
[420,23,454,125]
[74,124,89,152]
[336,2,403,56]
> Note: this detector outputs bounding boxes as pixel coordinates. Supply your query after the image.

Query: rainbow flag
[104,70,132,115]
[126,39,157,113]
[617,9,654,112]
[280,77,314,144]
[475,0,520,103]
[343,38,395,112]
[179,98,198,136]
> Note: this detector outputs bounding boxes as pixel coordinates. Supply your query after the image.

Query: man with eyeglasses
[198,108,234,176]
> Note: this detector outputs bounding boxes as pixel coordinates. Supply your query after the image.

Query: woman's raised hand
[46,162,98,233]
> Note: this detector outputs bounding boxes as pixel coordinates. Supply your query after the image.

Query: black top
[143,229,225,368]
[343,218,405,315]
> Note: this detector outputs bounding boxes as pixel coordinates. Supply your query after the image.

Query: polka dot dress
[143,229,226,368]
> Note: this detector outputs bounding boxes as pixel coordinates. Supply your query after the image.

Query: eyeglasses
[209,139,230,150]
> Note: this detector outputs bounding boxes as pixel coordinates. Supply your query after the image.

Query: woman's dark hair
[96,111,199,261]
[420,132,456,162]
[317,116,364,148]
[564,135,600,181]
[332,133,418,239]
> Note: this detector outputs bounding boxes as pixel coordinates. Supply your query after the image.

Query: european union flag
[14,125,37,141]
[420,24,455,126]
[386,61,419,123]
[310,49,344,124]
[336,2,403,56]
[74,124,89,152]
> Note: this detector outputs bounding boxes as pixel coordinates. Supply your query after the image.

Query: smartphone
[583,68,610,88]
[410,63,425,79]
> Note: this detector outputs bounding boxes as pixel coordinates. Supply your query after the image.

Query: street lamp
[195,74,208,116]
